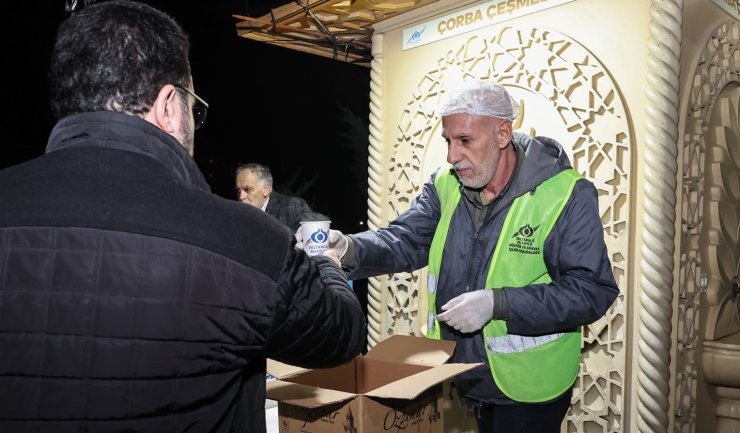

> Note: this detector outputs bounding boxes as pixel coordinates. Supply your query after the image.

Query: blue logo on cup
[310,229,328,244]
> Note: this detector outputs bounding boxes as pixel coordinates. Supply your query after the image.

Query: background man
[0,2,365,432]
[298,80,619,433]
[235,162,327,231]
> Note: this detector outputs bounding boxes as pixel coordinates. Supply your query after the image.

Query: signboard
[403,0,576,50]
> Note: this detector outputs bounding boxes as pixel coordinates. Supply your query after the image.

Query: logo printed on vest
[508,223,540,255]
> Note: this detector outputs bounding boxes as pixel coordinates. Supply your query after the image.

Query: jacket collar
[508,132,572,196]
[46,111,210,192]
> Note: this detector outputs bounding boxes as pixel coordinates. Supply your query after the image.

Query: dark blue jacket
[347,133,618,404]
[0,112,365,432]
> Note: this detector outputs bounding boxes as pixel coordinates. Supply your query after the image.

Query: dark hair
[49,0,192,120]
[235,163,273,186]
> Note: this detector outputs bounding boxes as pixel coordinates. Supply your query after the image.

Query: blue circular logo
[310,229,328,244]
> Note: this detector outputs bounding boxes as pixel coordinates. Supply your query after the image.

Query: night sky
[2,0,371,236]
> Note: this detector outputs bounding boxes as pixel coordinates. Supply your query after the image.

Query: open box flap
[365,335,456,366]
[365,363,482,399]
[267,356,360,381]
[266,358,310,380]
[266,379,356,408]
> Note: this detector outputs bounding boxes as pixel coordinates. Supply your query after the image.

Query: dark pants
[473,389,572,433]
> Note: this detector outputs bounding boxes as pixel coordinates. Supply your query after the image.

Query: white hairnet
[439,81,520,122]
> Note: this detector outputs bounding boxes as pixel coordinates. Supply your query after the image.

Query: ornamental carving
[373,25,630,432]
[676,21,740,433]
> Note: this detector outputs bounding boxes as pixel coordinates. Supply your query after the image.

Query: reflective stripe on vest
[427,164,582,402]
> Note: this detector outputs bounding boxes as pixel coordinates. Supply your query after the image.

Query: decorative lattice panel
[675,21,740,433]
[367,25,629,432]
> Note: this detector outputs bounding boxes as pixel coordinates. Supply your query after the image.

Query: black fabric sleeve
[265,248,366,368]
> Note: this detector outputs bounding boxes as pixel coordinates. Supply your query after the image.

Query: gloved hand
[436,290,494,333]
[295,228,349,259]
[321,249,342,267]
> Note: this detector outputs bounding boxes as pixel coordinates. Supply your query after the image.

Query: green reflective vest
[426,165,582,402]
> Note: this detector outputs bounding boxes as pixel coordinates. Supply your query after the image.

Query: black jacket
[0,112,366,432]
[265,191,319,232]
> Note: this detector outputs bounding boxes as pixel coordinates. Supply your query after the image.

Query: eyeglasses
[174,85,209,130]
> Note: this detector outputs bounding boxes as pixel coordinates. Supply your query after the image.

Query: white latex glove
[295,228,349,258]
[321,249,342,267]
[436,290,494,333]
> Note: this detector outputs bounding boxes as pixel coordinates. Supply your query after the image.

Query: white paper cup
[301,220,331,256]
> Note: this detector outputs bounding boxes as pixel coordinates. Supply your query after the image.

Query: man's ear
[497,120,513,149]
[262,182,272,198]
[144,84,180,134]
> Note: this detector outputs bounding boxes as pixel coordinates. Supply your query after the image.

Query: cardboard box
[266,334,481,433]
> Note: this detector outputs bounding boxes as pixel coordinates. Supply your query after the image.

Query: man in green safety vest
[297,80,618,433]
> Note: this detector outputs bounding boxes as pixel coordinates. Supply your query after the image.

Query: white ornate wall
[370,1,635,431]
[675,19,740,433]
[366,0,739,432]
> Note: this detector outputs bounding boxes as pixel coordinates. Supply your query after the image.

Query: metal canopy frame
[234,0,437,67]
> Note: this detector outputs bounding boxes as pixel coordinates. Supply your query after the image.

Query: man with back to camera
[0,2,365,432]
[297,80,619,432]
[235,162,327,232]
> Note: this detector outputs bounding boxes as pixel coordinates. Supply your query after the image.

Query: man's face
[235,170,270,209]
[442,113,508,189]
